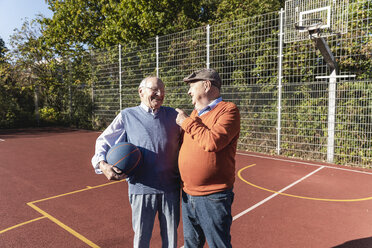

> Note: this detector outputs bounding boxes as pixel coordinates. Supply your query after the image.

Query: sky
[0,0,53,47]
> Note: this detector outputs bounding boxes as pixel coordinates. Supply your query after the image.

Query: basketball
[106,142,142,176]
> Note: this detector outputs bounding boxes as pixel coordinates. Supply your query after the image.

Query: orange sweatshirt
[179,101,240,196]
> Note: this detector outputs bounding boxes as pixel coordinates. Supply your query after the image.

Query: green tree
[9,18,66,125]
[0,36,35,127]
[42,0,284,51]
[42,0,205,50]
[213,0,284,22]
[0,37,6,60]
[9,17,94,128]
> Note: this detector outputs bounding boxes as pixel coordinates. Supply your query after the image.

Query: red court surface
[1,128,372,248]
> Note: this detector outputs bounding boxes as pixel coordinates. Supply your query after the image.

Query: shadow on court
[332,237,372,248]
[0,127,84,139]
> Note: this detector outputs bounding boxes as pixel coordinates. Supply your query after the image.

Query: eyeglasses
[143,86,165,94]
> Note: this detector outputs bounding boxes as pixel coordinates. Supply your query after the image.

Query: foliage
[0,38,6,59]
[2,18,93,128]
[41,0,284,51]
[213,0,284,22]
[0,63,35,128]
[39,106,59,123]
[42,0,206,50]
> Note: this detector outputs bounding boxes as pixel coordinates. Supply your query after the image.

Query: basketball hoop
[293,18,338,71]
[284,0,353,164]
[294,18,323,39]
[284,0,348,44]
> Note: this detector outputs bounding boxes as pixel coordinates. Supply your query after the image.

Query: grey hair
[139,76,158,88]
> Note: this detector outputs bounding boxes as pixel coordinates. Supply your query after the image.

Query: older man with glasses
[92,76,181,248]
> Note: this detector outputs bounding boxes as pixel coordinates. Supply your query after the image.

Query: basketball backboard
[284,0,349,43]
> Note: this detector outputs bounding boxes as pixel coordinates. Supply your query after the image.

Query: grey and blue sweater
[121,106,181,194]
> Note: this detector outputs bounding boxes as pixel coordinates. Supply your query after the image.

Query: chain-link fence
[89,0,371,167]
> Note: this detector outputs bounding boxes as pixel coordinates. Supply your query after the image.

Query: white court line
[233,166,325,221]
[180,166,325,248]
[236,152,372,176]
[0,139,4,142]
[180,153,370,247]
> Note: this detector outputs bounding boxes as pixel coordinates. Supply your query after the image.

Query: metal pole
[327,69,337,163]
[68,62,72,122]
[156,36,159,77]
[91,71,94,105]
[276,9,284,155]
[206,25,210,69]
[91,78,94,127]
[69,85,72,121]
[34,84,40,126]
[119,44,122,110]
[90,51,95,128]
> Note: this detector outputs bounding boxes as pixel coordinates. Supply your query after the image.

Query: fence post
[34,84,40,126]
[156,36,159,77]
[119,44,122,111]
[206,24,210,69]
[69,85,72,121]
[276,9,284,155]
[90,51,95,128]
[327,70,337,163]
[68,61,72,122]
[91,79,94,127]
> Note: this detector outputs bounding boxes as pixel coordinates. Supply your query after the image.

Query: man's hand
[175,108,189,126]
[99,161,127,181]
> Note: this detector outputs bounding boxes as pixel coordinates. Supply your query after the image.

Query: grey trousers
[129,191,180,248]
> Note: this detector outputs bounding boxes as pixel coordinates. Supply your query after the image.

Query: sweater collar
[140,103,160,116]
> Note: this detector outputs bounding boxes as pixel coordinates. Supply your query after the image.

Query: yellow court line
[2,179,126,246]
[238,164,372,202]
[1,180,123,236]
[0,216,47,234]
[29,180,125,204]
[22,180,127,247]
[27,202,99,248]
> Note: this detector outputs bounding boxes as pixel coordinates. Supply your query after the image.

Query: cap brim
[183,77,204,83]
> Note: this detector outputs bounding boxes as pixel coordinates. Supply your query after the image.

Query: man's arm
[176,103,240,152]
[91,112,127,174]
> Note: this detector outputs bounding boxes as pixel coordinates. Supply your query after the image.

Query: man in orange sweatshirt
[175,68,240,248]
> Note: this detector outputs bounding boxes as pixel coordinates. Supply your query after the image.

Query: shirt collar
[140,102,160,115]
[198,97,222,116]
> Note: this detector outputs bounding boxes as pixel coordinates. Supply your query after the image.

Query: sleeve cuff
[92,156,106,174]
